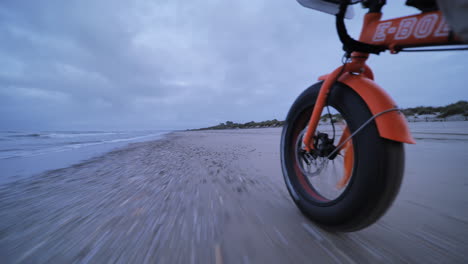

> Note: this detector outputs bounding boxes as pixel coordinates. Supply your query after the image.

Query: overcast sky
[1,0,467,131]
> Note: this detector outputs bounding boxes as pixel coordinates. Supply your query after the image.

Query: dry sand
[1,123,468,263]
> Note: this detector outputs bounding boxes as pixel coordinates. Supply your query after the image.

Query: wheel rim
[293,108,354,202]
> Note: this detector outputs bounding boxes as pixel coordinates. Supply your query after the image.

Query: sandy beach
[1,123,468,263]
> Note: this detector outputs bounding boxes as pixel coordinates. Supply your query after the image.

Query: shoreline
[2,121,468,186]
[0,131,171,185]
[2,121,467,186]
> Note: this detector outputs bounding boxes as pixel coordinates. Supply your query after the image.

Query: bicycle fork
[302,53,372,152]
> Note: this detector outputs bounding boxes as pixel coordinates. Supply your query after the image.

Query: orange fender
[319,74,415,144]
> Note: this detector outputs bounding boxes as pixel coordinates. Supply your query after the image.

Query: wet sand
[1,124,468,263]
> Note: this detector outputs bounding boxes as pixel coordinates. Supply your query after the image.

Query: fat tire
[280,81,404,232]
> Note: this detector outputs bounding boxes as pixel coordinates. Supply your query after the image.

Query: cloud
[0,0,467,130]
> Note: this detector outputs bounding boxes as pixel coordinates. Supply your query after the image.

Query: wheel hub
[295,128,339,178]
[313,133,338,160]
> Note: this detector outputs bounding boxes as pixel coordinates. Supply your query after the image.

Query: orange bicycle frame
[303,10,462,151]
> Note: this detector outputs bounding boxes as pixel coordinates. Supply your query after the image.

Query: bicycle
[280,0,467,232]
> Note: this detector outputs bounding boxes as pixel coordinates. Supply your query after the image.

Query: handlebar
[336,0,386,55]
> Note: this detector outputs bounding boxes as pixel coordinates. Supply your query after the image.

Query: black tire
[280,81,404,232]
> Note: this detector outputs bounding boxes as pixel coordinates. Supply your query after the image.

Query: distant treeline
[192,100,468,130]
[192,120,284,130]
[402,100,468,118]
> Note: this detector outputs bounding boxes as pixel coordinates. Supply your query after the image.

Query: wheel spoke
[294,106,353,201]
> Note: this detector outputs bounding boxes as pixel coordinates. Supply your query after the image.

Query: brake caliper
[314,133,338,160]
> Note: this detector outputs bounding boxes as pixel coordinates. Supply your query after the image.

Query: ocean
[0,130,170,184]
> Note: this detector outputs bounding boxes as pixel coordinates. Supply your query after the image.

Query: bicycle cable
[304,107,401,179]
[326,107,401,159]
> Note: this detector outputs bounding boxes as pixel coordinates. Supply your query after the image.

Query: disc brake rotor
[295,124,353,200]
[295,128,328,177]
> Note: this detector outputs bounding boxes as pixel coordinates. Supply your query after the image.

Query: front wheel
[281,82,404,232]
